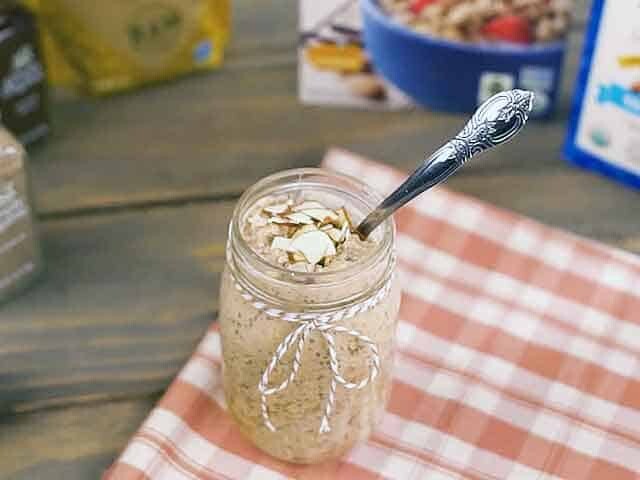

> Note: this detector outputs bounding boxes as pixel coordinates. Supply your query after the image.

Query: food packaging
[299,0,411,109]
[564,0,640,189]
[0,3,49,144]
[24,0,230,95]
[300,0,573,118]
[0,127,42,304]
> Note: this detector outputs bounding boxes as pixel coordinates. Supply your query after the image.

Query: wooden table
[2,1,638,478]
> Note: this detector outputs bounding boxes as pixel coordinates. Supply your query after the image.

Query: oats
[271,236,292,251]
[263,204,290,215]
[300,208,339,223]
[285,212,315,225]
[289,262,312,272]
[249,215,268,227]
[292,201,327,212]
[288,230,336,265]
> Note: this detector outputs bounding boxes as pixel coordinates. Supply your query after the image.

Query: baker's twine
[230,261,394,434]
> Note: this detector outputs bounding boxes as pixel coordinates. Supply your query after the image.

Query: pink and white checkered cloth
[105,149,640,479]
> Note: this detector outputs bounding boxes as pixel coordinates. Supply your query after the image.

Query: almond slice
[285,212,315,225]
[335,207,354,229]
[292,201,327,212]
[270,236,292,251]
[300,208,339,223]
[268,216,294,225]
[340,222,351,241]
[319,224,334,232]
[288,230,335,265]
[263,204,290,215]
[292,223,318,239]
[326,227,343,243]
[289,251,306,263]
[325,240,337,256]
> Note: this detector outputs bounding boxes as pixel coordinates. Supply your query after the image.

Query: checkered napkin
[105,149,640,480]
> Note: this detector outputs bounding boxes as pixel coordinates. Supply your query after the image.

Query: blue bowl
[361,0,567,118]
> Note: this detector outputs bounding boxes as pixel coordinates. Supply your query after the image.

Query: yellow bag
[23,0,230,95]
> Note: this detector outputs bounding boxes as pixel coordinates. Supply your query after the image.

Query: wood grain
[0,398,157,480]
[0,202,232,415]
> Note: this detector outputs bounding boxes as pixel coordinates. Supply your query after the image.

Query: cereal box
[298,0,411,109]
[565,0,640,189]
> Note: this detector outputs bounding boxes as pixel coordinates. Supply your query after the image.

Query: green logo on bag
[127,3,183,53]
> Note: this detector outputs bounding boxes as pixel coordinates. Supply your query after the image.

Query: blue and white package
[565,0,640,189]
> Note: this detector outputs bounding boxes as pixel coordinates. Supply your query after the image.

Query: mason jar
[219,168,400,464]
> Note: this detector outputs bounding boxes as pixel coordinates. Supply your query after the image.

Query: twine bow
[232,270,393,434]
[258,317,380,433]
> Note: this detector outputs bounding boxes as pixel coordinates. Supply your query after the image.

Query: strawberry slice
[409,0,438,15]
[482,15,533,44]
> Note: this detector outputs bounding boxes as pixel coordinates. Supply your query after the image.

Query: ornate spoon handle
[356,89,535,239]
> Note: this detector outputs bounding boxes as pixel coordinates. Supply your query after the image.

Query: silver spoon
[356,89,535,239]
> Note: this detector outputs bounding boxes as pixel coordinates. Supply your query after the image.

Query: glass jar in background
[0,127,42,304]
[219,169,400,463]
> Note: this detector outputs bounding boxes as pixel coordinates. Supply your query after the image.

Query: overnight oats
[219,169,400,463]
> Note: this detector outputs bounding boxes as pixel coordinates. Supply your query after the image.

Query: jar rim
[228,168,395,292]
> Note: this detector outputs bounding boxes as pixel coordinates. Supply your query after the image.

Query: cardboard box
[298,0,411,109]
[565,0,640,189]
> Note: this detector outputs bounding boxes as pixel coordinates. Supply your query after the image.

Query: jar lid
[0,128,24,179]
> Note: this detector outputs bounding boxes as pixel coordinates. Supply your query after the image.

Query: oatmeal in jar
[219,169,400,463]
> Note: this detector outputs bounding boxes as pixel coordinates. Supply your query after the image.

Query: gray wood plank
[0,397,157,480]
[0,202,233,414]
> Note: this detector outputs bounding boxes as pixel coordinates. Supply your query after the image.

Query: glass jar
[219,168,400,464]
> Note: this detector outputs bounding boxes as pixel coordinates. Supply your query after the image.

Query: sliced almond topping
[270,236,292,251]
[325,240,337,257]
[289,251,306,263]
[335,207,354,229]
[288,230,335,265]
[340,222,351,241]
[322,255,334,267]
[292,201,327,212]
[285,212,315,225]
[319,224,333,232]
[268,216,294,225]
[292,223,318,239]
[326,227,343,243]
[263,204,290,215]
[300,208,339,223]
